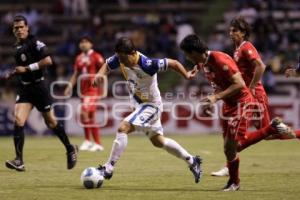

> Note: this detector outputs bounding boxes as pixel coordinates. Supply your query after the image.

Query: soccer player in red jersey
[64,36,104,151]
[211,17,300,177]
[180,34,293,191]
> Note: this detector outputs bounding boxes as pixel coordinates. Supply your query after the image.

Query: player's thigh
[14,103,33,126]
[42,109,57,129]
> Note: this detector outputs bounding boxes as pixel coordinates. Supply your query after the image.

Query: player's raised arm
[167,59,198,79]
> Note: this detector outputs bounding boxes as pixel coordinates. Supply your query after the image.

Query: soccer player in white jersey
[92,37,202,183]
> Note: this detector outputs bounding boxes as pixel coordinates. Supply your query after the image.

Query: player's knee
[14,114,26,127]
[150,135,164,148]
[80,112,89,122]
[45,119,57,129]
[117,121,132,134]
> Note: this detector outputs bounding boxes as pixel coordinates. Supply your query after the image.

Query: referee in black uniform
[5,15,77,171]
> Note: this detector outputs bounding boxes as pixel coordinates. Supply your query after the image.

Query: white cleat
[79,140,93,151]
[223,183,240,191]
[271,117,295,137]
[211,167,229,177]
[89,144,104,152]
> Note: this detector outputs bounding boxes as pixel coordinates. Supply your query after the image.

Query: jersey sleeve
[106,55,120,70]
[34,39,50,60]
[242,42,261,62]
[140,56,168,76]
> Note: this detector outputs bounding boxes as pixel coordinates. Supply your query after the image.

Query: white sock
[105,132,128,172]
[162,138,193,165]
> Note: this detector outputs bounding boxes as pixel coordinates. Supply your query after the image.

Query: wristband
[28,62,39,71]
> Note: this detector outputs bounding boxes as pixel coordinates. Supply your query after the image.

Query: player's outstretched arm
[285,67,300,77]
[92,63,109,87]
[167,59,197,79]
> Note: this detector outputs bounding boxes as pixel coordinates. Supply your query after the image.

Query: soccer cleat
[271,117,295,137]
[5,159,25,172]
[97,165,113,180]
[79,140,93,151]
[211,166,229,177]
[189,156,203,183]
[89,144,104,152]
[67,145,78,170]
[223,182,240,191]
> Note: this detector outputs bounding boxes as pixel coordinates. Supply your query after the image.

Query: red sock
[238,125,275,152]
[83,121,91,141]
[91,127,101,144]
[227,156,240,184]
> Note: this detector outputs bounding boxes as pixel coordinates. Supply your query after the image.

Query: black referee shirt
[14,34,50,83]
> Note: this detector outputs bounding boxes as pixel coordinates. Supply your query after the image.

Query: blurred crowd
[0,0,299,101]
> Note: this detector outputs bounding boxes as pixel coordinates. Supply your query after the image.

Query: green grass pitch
[0,134,299,200]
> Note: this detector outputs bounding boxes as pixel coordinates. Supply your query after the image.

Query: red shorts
[222,96,255,141]
[252,92,270,129]
[81,97,99,112]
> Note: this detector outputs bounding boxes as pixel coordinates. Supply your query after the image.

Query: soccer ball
[80,167,104,189]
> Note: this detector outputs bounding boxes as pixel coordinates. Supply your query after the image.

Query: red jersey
[74,49,104,95]
[233,41,266,95]
[198,51,251,106]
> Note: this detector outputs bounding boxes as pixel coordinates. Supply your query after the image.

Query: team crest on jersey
[21,53,26,61]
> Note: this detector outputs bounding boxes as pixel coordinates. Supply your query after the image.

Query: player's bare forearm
[215,73,245,100]
[93,63,108,87]
[167,59,189,79]
[249,59,265,89]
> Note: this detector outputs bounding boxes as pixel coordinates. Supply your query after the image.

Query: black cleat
[189,156,203,183]
[67,145,78,170]
[5,159,25,172]
[97,165,113,180]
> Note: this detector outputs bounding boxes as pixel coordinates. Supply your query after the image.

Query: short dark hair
[13,15,28,25]
[79,35,93,43]
[115,37,136,54]
[230,16,251,40]
[180,34,208,54]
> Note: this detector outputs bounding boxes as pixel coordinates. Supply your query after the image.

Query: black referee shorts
[16,81,53,113]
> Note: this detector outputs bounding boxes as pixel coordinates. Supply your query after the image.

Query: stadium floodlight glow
[76,102,108,127]
[77,74,108,99]
[51,102,73,120]
[50,81,72,99]
[171,102,194,120]
[112,81,130,100]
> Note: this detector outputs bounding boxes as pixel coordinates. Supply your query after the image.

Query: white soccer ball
[80,167,104,189]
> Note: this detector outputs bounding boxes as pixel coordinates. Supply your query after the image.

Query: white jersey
[106,52,168,111]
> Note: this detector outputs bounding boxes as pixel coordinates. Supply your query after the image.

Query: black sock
[52,123,73,152]
[14,125,24,162]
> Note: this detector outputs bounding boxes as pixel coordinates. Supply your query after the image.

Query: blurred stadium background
[1,1,300,199]
[0,0,299,135]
